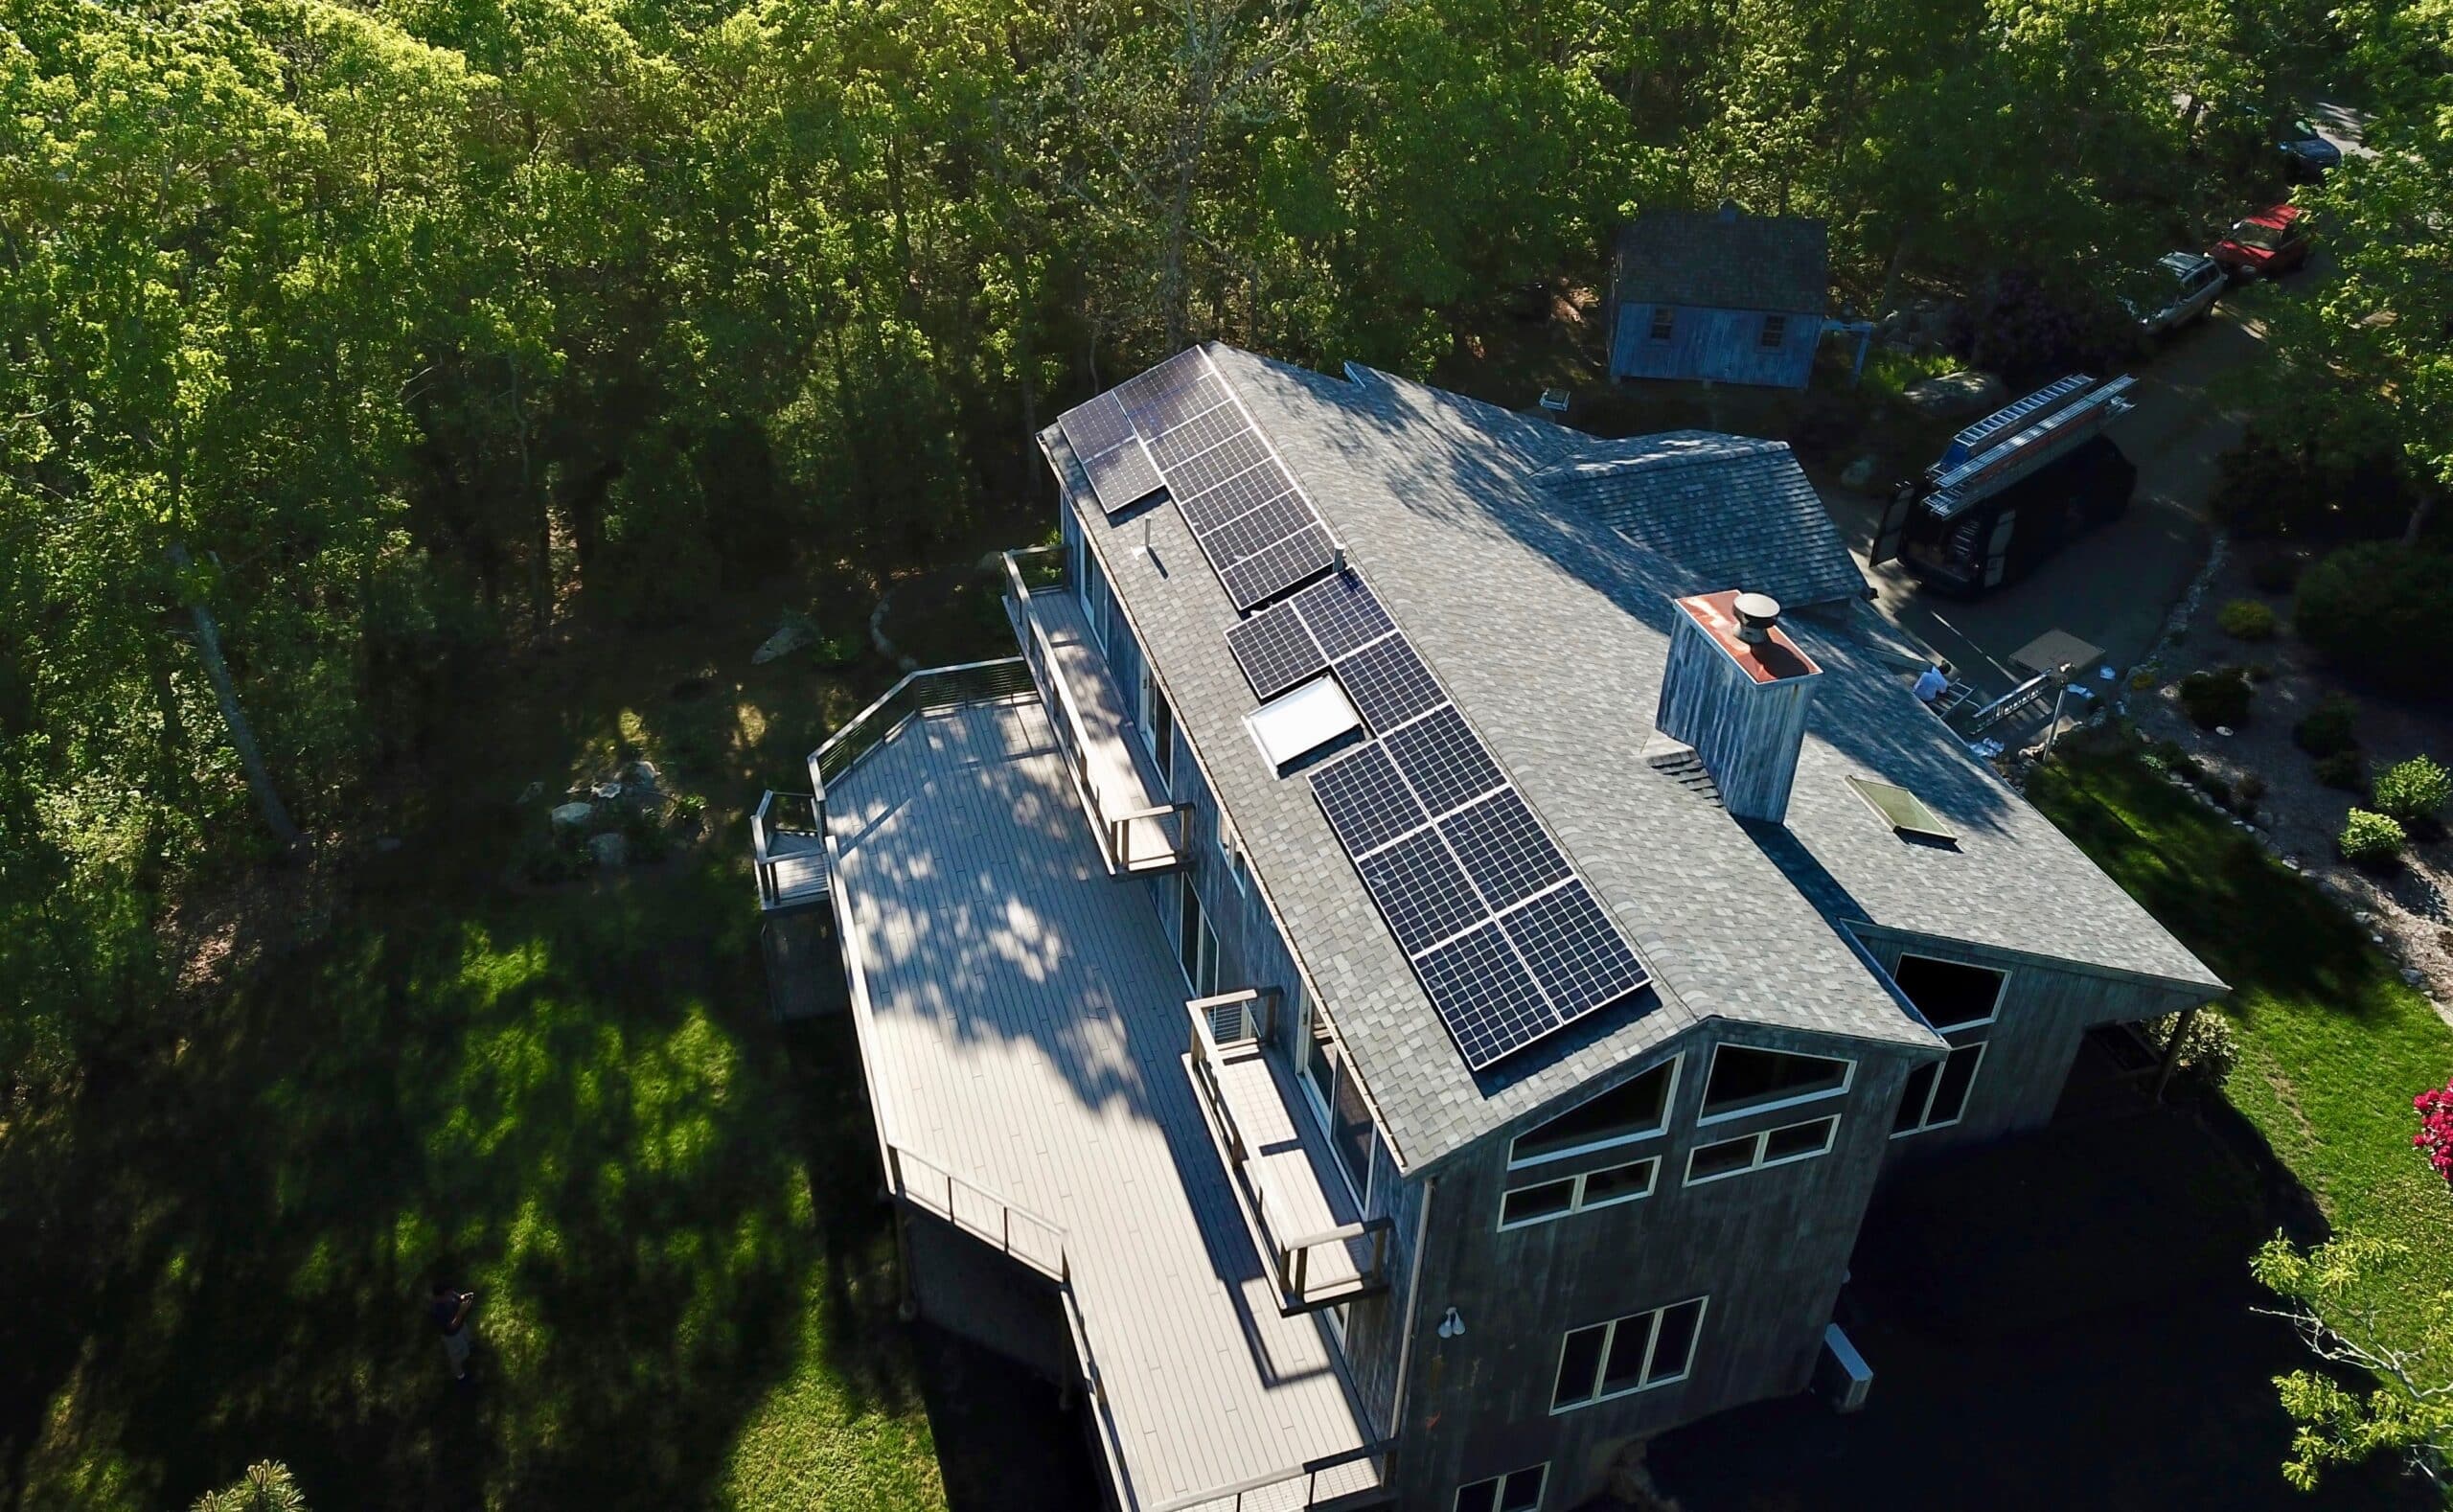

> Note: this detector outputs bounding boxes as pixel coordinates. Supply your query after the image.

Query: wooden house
[1607,206,1828,389]
[757,344,2224,1512]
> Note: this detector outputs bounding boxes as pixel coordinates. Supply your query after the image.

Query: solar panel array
[1071,349,1651,1071]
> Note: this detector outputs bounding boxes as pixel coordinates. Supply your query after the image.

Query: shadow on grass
[0,844,935,1511]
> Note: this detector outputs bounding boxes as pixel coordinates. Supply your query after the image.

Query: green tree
[192,1460,309,1512]
[2254,1232,2453,1490]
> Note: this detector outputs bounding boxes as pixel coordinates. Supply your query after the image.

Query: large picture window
[1891,954,2006,1032]
[1893,1042,1986,1136]
[1455,1464,1547,1512]
[1177,874,1219,998]
[1507,1058,1679,1167]
[1302,1012,1377,1203]
[1698,1044,1852,1123]
[1551,1297,1707,1410]
[1139,669,1175,787]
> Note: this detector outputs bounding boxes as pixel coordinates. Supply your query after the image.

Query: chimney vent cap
[1731,591,1783,642]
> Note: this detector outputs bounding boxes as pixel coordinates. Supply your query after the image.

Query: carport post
[2152,1004,2204,1101]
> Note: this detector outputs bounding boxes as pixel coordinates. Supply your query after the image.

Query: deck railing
[750,789,825,908]
[1000,546,1192,876]
[1151,1442,1392,1512]
[887,1145,1069,1281]
[810,655,1037,792]
[1186,989,1394,1317]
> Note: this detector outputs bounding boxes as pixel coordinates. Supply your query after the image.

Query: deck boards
[1200,1045,1374,1299]
[829,697,1378,1511]
[759,831,829,906]
[1029,591,1179,867]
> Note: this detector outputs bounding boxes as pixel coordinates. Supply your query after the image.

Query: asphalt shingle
[1615,208,1829,315]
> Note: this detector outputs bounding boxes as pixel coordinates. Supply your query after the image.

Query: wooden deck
[827,698,1382,1512]
[759,831,829,905]
[1020,589,1184,873]
[1191,1041,1383,1311]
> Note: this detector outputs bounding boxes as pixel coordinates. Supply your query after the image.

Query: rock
[517,779,544,805]
[1902,369,2007,420]
[2355,909,2375,925]
[2404,967,2427,986]
[2372,931,2387,945]
[588,832,628,869]
[1840,454,1879,491]
[590,780,624,801]
[624,759,659,791]
[752,615,816,665]
[2214,725,2235,737]
[550,801,595,834]
[2282,859,2302,871]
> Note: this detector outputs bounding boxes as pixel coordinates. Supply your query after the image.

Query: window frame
[1759,312,1789,349]
[1497,1156,1661,1231]
[1891,1040,1987,1138]
[1648,307,1675,342]
[1300,1007,1377,1209]
[1683,1113,1841,1186]
[1176,872,1220,998]
[1506,1056,1682,1169]
[1891,953,2007,1033]
[1213,804,1248,895]
[1139,667,1175,787]
[1549,1297,1709,1412]
[1455,1462,1548,1512]
[1694,1043,1856,1127]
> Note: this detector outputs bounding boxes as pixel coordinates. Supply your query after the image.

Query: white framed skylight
[1246,676,1362,772]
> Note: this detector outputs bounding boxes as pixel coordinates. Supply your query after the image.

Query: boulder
[517,779,545,805]
[752,615,816,665]
[1902,369,2006,420]
[550,801,595,834]
[624,759,660,791]
[588,832,629,869]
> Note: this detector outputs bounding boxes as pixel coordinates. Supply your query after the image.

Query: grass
[2029,746,2453,1350]
[0,588,960,1510]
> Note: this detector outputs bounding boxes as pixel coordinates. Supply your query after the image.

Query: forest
[2,0,2450,1502]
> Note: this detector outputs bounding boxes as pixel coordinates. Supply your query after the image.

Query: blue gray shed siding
[1608,301,1821,389]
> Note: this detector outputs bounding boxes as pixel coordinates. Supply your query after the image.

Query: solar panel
[1166,430,1275,500]
[1310,745,1428,857]
[1226,603,1326,699]
[1334,634,1444,733]
[1115,350,1216,430]
[1502,882,1649,1020]
[1148,401,1250,470]
[1131,371,1231,437]
[1056,392,1134,463]
[1178,460,1292,534]
[1415,922,1559,1071]
[1383,706,1504,816]
[1081,436,1164,515]
[1439,790,1570,912]
[1357,828,1488,954]
[1219,522,1338,608]
[1290,573,1395,659]
[1200,492,1315,568]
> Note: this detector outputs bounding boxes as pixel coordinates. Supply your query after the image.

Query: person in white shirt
[1913,663,1951,704]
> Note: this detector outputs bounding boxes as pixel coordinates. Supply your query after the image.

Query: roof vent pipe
[1731,591,1782,645]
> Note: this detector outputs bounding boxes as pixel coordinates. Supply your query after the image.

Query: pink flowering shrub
[2418,1082,2453,1183]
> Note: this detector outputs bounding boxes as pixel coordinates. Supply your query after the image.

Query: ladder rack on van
[1920,374,2138,520]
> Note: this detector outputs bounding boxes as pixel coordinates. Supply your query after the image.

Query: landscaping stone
[588,832,628,868]
[1902,369,2006,420]
[624,759,659,791]
[550,801,595,834]
[2407,968,2428,986]
[590,780,624,801]
[752,615,815,665]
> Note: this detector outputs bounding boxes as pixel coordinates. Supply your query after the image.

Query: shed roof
[1615,208,1829,315]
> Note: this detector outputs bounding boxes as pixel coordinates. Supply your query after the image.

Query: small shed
[1607,205,1828,390]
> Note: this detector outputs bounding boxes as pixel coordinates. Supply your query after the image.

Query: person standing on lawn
[430,1279,478,1384]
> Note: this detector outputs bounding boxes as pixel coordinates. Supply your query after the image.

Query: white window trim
[1548,1297,1709,1413]
[1455,1462,1548,1512]
[1214,806,1247,894]
[1506,1056,1683,1170]
[1497,1157,1661,1231]
[1299,1012,1376,1212]
[1893,952,2008,1033]
[1694,1043,1857,1127]
[1891,1041,1988,1139]
[1683,1114,1840,1186]
[1138,667,1172,780]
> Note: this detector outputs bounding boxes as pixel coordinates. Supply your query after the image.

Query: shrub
[621,802,674,862]
[2249,553,2303,594]
[2338,808,2407,864]
[2235,771,2267,818]
[2315,749,2369,791]
[2295,542,2453,698]
[2419,1081,2453,1186]
[2292,693,2360,757]
[2372,755,2452,827]
[2218,598,2278,640]
[2178,667,2254,729]
[2147,1009,2238,1088]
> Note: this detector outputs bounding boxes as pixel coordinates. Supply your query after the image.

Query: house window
[1648,308,1675,342]
[1139,669,1175,788]
[1303,1010,1377,1203]
[1508,1058,1679,1167]
[1213,806,1248,894]
[1081,549,1112,653]
[1177,873,1220,998]
[1759,313,1788,349]
[1550,1297,1707,1411]
[1499,1157,1659,1230]
[1685,1114,1839,1185]
[1456,1463,1547,1512]
[1891,955,2006,1031]
[1697,1045,1853,1124]
[1893,1042,1986,1136]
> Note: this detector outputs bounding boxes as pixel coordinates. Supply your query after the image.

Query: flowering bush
[2418,1082,2453,1185]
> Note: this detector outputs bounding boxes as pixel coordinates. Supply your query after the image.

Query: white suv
[2133,252,2224,335]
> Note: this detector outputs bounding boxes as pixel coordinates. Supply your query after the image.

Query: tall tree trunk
[168,544,302,856]
[2404,493,2437,547]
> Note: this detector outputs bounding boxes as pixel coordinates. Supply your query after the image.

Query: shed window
[1648,308,1675,342]
[1893,1042,1986,1136]
[1508,1057,1679,1166]
[1891,954,2006,1031]
[1759,313,1789,349]
[1698,1044,1852,1122]
[1456,1464,1547,1512]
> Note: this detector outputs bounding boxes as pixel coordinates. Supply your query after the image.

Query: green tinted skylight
[1845,776,1958,843]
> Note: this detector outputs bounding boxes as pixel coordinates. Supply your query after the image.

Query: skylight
[1246,676,1363,772]
[1845,775,1958,843]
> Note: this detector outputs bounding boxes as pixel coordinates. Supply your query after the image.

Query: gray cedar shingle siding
[1535,432,1869,609]
[1614,209,1829,314]
[1043,343,2221,1178]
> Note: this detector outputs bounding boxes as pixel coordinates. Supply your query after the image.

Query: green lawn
[2029,748,2453,1348]
[0,608,952,1509]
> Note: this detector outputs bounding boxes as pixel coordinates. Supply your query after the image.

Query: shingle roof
[1043,345,2221,1174]
[1615,209,1828,314]
[1535,433,1868,608]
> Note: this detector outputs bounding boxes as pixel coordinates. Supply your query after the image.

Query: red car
[2210,203,2312,280]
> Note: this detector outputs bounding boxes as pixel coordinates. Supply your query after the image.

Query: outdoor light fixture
[1437,1307,1465,1340]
